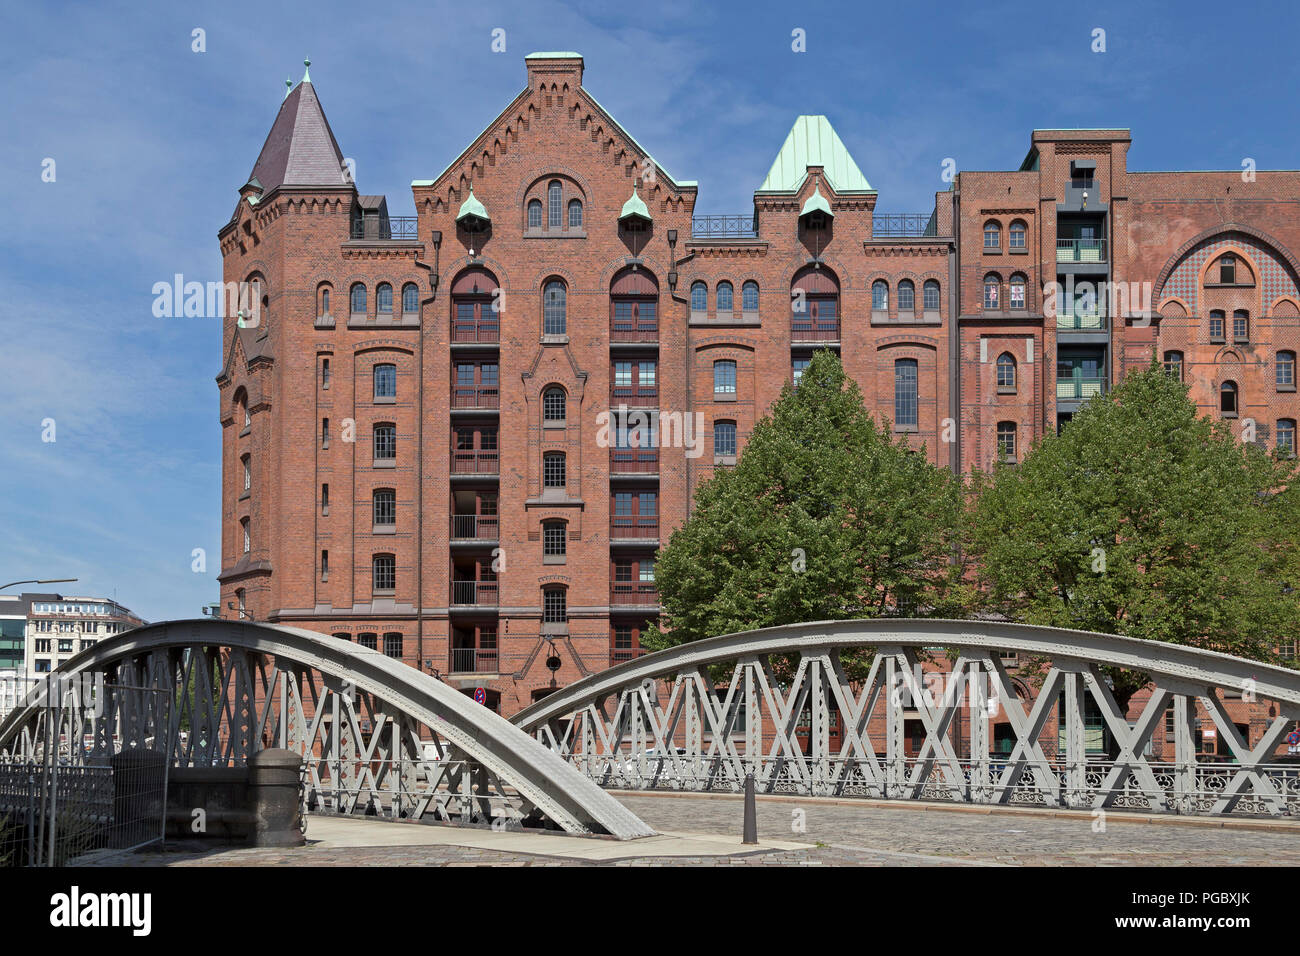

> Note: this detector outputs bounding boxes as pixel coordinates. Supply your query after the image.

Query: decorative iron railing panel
[691,215,758,239]
[872,213,939,237]
[513,619,1300,817]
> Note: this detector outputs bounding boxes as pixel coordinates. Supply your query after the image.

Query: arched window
[542,586,567,624]
[691,281,708,312]
[1278,351,1296,389]
[1220,254,1236,284]
[547,180,562,228]
[894,359,918,428]
[1009,220,1027,250]
[241,453,251,491]
[923,279,941,312]
[1209,310,1225,340]
[401,283,418,314]
[373,489,396,527]
[543,451,566,488]
[713,359,737,396]
[543,280,566,335]
[358,633,377,650]
[240,517,250,554]
[374,363,397,400]
[997,422,1017,463]
[374,423,396,462]
[872,280,889,311]
[1009,274,1027,310]
[742,281,759,311]
[235,389,250,429]
[542,386,567,423]
[376,283,393,314]
[717,281,734,312]
[451,267,500,343]
[372,554,396,592]
[983,274,1001,311]
[984,220,1001,250]
[319,287,330,316]
[791,265,839,340]
[542,520,567,558]
[713,420,737,458]
[610,267,658,341]
[1220,381,1238,417]
[1163,350,1184,381]
[996,352,1016,389]
[527,199,543,230]
[897,280,915,311]
[1232,309,1249,342]
[568,199,583,228]
[1278,419,1297,457]
[350,283,367,315]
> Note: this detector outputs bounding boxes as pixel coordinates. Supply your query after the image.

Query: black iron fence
[872,213,938,237]
[691,215,759,238]
[350,217,419,241]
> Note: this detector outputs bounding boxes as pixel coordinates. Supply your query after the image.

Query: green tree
[645,350,971,664]
[971,360,1300,711]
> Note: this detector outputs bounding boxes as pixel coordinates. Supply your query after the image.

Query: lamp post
[0,578,77,592]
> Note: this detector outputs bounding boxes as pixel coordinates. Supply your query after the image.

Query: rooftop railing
[350,217,419,241]
[873,213,938,237]
[691,214,758,238]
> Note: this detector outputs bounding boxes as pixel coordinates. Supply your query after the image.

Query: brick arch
[1272,295,1300,316]
[1199,245,1259,288]
[514,167,597,214]
[596,254,671,289]
[782,257,854,290]
[1153,223,1300,303]
[1157,296,1191,317]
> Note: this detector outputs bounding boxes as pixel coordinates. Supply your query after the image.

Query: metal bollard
[742,771,757,845]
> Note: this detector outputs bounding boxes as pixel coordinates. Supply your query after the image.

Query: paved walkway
[86,793,1300,867]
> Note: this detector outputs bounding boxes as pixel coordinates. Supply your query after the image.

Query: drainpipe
[949,187,961,476]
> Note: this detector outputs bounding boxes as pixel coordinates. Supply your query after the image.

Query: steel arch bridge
[512,619,1300,817]
[0,620,653,839]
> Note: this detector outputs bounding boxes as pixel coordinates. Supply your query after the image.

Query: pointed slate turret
[246,68,349,194]
[758,115,873,195]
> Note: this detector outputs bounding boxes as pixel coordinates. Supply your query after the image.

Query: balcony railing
[691,214,758,239]
[451,387,500,409]
[610,322,659,343]
[610,585,660,607]
[610,647,646,666]
[451,515,499,540]
[872,212,938,237]
[611,385,658,404]
[451,451,499,475]
[791,319,841,343]
[611,516,659,539]
[1056,377,1107,400]
[610,448,659,474]
[451,580,498,606]
[452,322,500,343]
[450,647,498,673]
[1056,238,1107,263]
[350,217,419,241]
[1056,310,1106,330]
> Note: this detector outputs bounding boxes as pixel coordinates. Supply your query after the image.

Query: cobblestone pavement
[92,794,1300,867]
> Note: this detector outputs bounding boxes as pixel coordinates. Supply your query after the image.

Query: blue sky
[1,0,1298,621]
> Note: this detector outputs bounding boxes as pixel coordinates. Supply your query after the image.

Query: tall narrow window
[997,422,1017,463]
[716,281,734,312]
[543,386,567,423]
[984,221,1001,249]
[547,180,562,228]
[897,280,915,311]
[1278,419,1296,456]
[923,279,940,312]
[996,353,1016,389]
[543,520,567,558]
[320,357,331,389]
[374,363,397,400]
[320,288,330,315]
[1209,310,1225,340]
[543,587,567,624]
[568,199,583,228]
[872,280,889,311]
[983,275,1000,311]
[792,357,810,385]
[321,417,330,447]
[1009,274,1027,310]
[691,281,707,312]
[377,283,393,314]
[742,281,759,311]
[714,420,737,457]
[241,517,250,554]
[373,489,396,527]
[402,283,418,314]
[1220,381,1238,417]
[713,360,737,396]
[543,281,566,335]
[543,451,566,488]
[1233,309,1249,342]
[1009,220,1027,249]
[1278,351,1296,388]
[374,424,396,461]
[321,549,329,582]
[894,359,918,428]
[373,554,396,592]
[1220,255,1236,284]
[383,633,403,658]
[527,199,542,229]
[321,483,329,515]
[350,283,366,315]
[1163,351,1184,380]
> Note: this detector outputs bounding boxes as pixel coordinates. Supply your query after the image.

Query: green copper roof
[456,187,489,225]
[619,185,651,223]
[758,115,873,194]
[799,185,833,219]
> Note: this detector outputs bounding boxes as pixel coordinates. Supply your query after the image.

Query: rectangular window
[321,549,329,581]
[374,425,397,461]
[543,523,566,557]
[894,360,918,428]
[1209,314,1224,340]
[543,589,567,623]
[793,358,810,385]
[1279,354,1296,387]
[714,421,737,457]
[383,633,403,658]
[1233,314,1249,341]
[714,360,737,395]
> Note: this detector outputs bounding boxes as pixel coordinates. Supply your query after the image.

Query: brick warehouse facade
[216,53,1300,723]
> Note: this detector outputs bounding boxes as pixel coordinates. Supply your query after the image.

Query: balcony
[1056,377,1107,400]
[691,214,759,239]
[452,322,500,344]
[610,647,647,667]
[610,448,659,474]
[872,212,938,238]
[610,585,659,607]
[610,385,658,405]
[610,322,659,344]
[1056,238,1107,263]
[350,217,418,241]
[451,580,498,607]
[611,515,659,540]
[451,451,499,475]
[450,647,498,674]
[451,387,500,410]
[1056,310,1106,331]
[451,515,499,541]
[791,318,840,344]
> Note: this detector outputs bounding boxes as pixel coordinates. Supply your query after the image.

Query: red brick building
[217,53,1300,718]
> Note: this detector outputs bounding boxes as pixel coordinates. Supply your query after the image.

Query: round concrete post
[248,748,305,846]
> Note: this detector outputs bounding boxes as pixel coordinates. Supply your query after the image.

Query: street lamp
[0,578,77,592]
